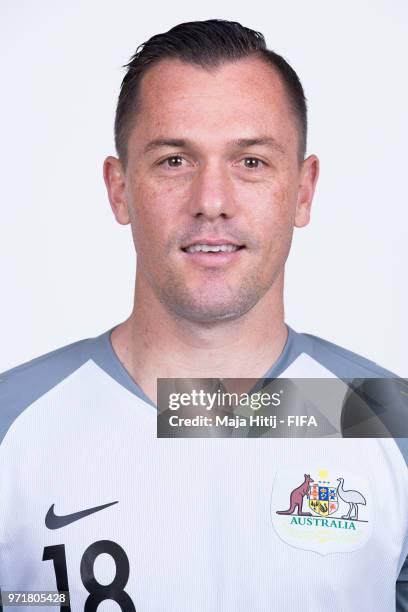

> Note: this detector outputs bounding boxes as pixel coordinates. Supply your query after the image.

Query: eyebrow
[143,137,285,155]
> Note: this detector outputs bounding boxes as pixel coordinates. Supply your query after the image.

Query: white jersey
[1,325,407,611]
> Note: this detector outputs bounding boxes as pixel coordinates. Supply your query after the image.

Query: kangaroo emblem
[276,474,314,516]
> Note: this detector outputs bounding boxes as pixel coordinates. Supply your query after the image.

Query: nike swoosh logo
[45,500,118,529]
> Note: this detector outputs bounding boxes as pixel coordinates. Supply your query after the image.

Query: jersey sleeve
[397,555,408,611]
[394,438,408,610]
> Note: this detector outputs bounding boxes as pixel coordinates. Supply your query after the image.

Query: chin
[157,272,271,324]
[167,296,259,324]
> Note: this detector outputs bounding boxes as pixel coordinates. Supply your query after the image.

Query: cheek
[134,176,187,219]
[244,179,295,227]
[127,179,183,258]
[249,182,296,258]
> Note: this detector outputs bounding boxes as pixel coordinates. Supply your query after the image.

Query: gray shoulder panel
[0,327,152,446]
[300,330,408,453]
[0,337,92,445]
[301,331,398,379]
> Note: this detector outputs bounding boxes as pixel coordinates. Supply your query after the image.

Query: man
[0,19,407,611]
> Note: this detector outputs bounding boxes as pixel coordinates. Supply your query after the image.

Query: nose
[187,161,238,220]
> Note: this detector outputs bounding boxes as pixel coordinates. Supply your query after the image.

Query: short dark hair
[114,19,307,167]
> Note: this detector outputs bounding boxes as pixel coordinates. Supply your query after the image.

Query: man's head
[104,19,319,324]
[114,19,308,169]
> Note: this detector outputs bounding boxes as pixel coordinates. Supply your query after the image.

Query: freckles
[132,179,188,241]
[269,180,294,215]
[254,181,291,216]
[153,178,191,211]
[257,183,294,258]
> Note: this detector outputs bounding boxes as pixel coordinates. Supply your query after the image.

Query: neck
[111,270,288,403]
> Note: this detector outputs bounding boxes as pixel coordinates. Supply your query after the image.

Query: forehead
[129,56,298,152]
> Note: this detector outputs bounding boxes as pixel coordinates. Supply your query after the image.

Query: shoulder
[297,330,398,379]
[0,336,93,395]
[0,334,103,445]
[293,328,408,456]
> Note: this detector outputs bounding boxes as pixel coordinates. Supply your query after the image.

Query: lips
[183,244,243,254]
[180,239,246,268]
[181,238,245,254]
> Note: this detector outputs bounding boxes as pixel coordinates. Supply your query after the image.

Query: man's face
[109,57,318,323]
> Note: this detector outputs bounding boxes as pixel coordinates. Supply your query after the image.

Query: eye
[241,157,265,169]
[159,155,185,168]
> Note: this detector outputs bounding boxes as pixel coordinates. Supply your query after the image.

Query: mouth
[181,243,245,254]
[180,241,246,267]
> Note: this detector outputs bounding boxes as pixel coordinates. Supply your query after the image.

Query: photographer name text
[167,414,318,429]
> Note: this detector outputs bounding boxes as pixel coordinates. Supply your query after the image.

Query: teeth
[185,244,240,253]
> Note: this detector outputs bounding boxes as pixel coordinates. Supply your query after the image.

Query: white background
[1,0,406,375]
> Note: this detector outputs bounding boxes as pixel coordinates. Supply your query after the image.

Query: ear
[294,155,320,228]
[103,156,130,225]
